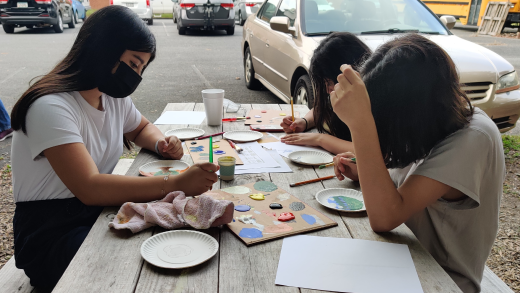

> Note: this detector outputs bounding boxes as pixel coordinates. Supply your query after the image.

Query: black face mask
[98,61,142,98]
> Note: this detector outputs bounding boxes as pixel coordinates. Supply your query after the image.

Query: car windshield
[302,0,449,36]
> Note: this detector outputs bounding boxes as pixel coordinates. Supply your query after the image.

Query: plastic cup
[202,89,224,126]
[218,156,236,181]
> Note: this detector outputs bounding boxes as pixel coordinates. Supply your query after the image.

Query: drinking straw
[209,136,213,163]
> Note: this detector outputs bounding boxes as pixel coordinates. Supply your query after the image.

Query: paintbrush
[318,158,356,169]
[209,136,213,163]
[290,175,335,187]
[227,139,243,153]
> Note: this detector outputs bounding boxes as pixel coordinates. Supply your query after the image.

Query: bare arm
[281,133,354,154]
[44,143,219,206]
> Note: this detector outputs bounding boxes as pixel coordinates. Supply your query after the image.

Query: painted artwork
[327,196,364,211]
[185,139,243,165]
[206,181,337,245]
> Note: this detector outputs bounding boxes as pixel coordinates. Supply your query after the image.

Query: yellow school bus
[422,0,519,27]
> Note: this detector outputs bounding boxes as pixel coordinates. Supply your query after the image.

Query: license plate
[17,2,28,7]
[125,3,134,7]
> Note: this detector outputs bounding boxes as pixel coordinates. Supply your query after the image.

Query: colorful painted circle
[235,205,251,212]
[328,196,363,211]
[254,181,278,192]
[154,170,180,176]
[221,186,251,194]
[289,202,305,211]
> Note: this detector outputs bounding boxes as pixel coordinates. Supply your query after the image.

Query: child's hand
[173,163,220,196]
[281,133,320,146]
[330,65,372,131]
[334,152,359,182]
[280,116,306,133]
[157,136,184,159]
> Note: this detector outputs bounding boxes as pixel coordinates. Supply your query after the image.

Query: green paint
[329,196,363,211]
[154,170,180,176]
[254,181,278,192]
[222,186,251,194]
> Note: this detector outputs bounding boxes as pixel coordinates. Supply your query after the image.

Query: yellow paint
[279,113,286,116]
[249,193,265,200]
[213,144,220,148]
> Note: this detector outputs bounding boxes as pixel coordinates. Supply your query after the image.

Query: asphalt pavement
[0,19,519,169]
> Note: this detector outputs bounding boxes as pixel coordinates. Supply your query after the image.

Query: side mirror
[270,16,296,36]
[440,15,456,30]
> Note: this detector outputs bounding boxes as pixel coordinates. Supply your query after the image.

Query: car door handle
[265,41,269,48]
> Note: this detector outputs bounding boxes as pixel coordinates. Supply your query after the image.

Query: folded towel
[108,191,234,233]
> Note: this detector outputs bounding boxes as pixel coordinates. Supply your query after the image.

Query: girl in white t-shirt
[331,34,505,293]
[10,6,219,289]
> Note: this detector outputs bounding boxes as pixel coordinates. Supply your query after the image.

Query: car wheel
[239,11,245,26]
[68,11,76,28]
[54,13,64,33]
[177,20,186,35]
[226,26,234,35]
[148,18,153,25]
[74,10,78,24]
[294,75,314,109]
[244,47,262,90]
[2,24,15,34]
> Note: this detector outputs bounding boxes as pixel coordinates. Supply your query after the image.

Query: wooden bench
[0,156,515,293]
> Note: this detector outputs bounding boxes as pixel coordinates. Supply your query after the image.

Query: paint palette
[315,188,366,212]
[139,160,190,177]
[288,151,333,166]
[140,230,218,269]
[165,128,205,140]
[223,130,263,143]
[207,181,337,245]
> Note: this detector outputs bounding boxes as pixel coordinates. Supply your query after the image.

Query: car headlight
[496,71,520,94]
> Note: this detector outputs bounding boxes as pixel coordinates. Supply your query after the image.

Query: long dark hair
[11,6,156,149]
[360,34,473,169]
[309,32,371,141]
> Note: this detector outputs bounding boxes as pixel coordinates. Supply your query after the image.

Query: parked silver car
[111,0,153,25]
[173,0,235,35]
[234,0,262,25]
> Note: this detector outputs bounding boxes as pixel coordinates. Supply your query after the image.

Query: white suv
[111,0,153,25]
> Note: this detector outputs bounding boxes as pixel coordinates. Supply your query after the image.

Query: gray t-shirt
[389,109,504,293]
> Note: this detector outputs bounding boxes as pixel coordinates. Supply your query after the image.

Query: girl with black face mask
[9,6,219,290]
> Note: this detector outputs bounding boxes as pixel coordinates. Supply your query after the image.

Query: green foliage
[154,13,173,19]
[86,9,97,18]
[502,135,520,154]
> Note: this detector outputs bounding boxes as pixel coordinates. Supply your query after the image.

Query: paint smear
[301,214,316,225]
[235,205,251,212]
[264,223,293,233]
[289,202,305,211]
[327,196,364,211]
[239,228,263,239]
[254,210,261,214]
[190,146,204,152]
[254,181,278,192]
[222,186,251,194]
[310,214,325,225]
[276,193,291,201]
[262,210,277,218]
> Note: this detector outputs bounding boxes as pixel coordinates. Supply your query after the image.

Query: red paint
[261,110,267,113]
[278,212,295,222]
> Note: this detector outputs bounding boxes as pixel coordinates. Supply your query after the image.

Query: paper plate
[141,230,219,269]
[288,151,333,165]
[316,188,366,212]
[139,160,190,177]
[165,128,205,140]
[223,130,263,142]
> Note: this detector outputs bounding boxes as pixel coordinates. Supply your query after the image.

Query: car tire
[226,26,234,35]
[68,12,76,28]
[54,13,64,33]
[239,11,245,26]
[3,24,15,34]
[74,10,78,24]
[244,47,262,90]
[148,18,153,25]
[294,75,315,109]
[177,20,186,35]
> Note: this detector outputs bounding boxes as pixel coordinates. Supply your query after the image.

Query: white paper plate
[223,130,263,142]
[139,160,190,177]
[141,230,219,269]
[165,128,205,140]
[288,151,333,165]
[316,188,366,212]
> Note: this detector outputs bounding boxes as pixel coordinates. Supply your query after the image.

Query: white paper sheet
[234,142,280,170]
[233,149,292,174]
[260,141,332,159]
[154,111,206,125]
[275,235,423,293]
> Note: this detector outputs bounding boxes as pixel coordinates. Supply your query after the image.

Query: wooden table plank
[53,104,196,293]
[134,103,223,293]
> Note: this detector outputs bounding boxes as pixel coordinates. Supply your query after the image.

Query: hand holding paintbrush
[333,152,359,182]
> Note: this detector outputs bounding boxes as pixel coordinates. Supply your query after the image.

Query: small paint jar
[218,156,236,181]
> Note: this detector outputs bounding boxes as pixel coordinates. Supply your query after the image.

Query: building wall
[91,0,109,10]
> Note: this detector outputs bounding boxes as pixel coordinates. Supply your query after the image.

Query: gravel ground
[0,144,518,292]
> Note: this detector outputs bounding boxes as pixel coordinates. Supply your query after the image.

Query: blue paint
[214,150,226,155]
[190,146,204,153]
[235,205,251,212]
[233,219,235,222]
[239,228,263,239]
[301,214,316,225]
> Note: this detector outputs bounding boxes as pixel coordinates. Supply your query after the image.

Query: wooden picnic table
[52,103,463,293]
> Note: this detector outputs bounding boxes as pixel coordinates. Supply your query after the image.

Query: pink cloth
[108,191,234,233]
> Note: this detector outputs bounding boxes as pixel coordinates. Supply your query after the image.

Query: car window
[302,0,449,35]
[258,0,280,23]
[276,0,296,26]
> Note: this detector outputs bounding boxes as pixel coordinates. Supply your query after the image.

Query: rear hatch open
[181,0,232,19]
